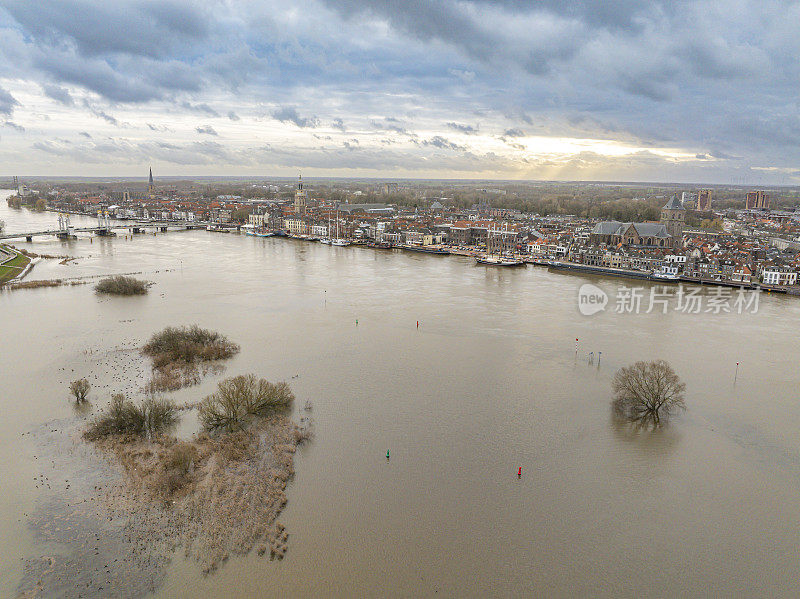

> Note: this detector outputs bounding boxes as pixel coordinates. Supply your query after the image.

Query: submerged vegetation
[95,275,149,295]
[142,325,240,368]
[84,394,177,441]
[612,360,686,427]
[199,374,295,432]
[140,325,240,393]
[7,278,87,290]
[80,371,311,573]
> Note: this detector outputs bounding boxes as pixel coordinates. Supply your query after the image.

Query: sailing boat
[331,206,351,246]
[476,223,524,266]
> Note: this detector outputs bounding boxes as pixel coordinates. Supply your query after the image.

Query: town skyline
[0,1,798,184]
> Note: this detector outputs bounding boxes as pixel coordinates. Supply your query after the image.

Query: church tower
[661,195,685,247]
[294,175,307,214]
[148,167,155,198]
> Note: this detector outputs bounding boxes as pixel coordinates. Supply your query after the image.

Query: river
[2,189,800,597]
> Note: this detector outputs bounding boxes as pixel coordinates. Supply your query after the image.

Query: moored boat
[651,271,680,281]
[476,255,525,266]
[401,245,450,255]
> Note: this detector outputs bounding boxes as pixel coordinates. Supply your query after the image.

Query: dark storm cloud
[323,0,496,62]
[271,106,320,128]
[34,49,200,102]
[320,0,583,75]
[1,0,799,180]
[2,0,211,59]
[42,84,74,106]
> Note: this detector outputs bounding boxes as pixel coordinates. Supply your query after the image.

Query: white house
[761,266,797,286]
[311,224,328,237]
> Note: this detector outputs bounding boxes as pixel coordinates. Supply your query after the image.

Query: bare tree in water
[69,378,90,403]
[612,360,686,426]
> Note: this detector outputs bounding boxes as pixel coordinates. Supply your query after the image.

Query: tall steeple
[148,167,155,197]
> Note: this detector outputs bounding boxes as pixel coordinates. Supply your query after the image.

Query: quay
[547,260,654,281]
[547,260,790,293]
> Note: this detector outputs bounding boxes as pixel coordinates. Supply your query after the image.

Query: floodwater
[2,189,800,597]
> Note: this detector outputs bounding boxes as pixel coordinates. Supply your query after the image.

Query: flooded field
[3,190,800,597]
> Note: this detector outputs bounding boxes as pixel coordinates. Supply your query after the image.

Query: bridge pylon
[57,213,76,240]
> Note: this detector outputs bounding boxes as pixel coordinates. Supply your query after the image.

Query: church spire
[149,167,154,186]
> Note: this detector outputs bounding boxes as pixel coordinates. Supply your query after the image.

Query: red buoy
[518,467,522,477]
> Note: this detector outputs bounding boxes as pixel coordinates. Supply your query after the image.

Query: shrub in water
[142,325,239,367]
[70,378,90,402]
[199,374,294,432]
[85,394,177,440]
[95,275,149,296]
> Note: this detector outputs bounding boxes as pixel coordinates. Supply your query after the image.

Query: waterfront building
[284,216,309,235]
[762,266,797,285]
[248,213,266,228]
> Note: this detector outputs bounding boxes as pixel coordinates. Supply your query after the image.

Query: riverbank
[0,244,32,284]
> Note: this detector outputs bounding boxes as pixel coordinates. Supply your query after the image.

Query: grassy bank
[0,247,31,285]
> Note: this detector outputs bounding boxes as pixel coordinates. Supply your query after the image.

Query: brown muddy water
[2,190,800,597]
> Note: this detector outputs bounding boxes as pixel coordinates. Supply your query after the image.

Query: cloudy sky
[0,0,798,183]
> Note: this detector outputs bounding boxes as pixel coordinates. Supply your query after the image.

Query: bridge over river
[0,215,212,241]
